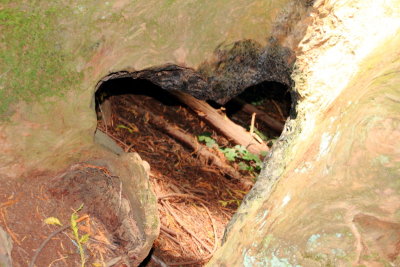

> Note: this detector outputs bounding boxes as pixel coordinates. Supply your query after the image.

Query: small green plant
[219,189,247,207]
[44,204,89,267]
[250,99,265,106]
[71,204,89,267]
[198,133,265,175]
[219,199,241,207]
[224,145,263,172]
[197,132,217,148]
[219,147,238,161]
[116,123,138,133]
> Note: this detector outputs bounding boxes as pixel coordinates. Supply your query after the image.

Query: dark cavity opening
[222,81,291,143]
[94,76,292,266]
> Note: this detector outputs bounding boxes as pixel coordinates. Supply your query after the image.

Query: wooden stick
[170,91,269,155]
[231,98,285,133]
[249,113,264,144]
[250,113,255,135]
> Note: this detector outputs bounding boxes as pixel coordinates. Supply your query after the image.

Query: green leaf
[76,203,84,212]
[221,147,237,161]
[71,213,78,223]
[71,213,78,235]
[234,145,247,155]
[218,200,228,207]
[80,234,90,244]
[241,151,258,162]
[251,99,264,106]
[44,217,63,226]
[116,124,133,133]
[198,132,212,141]
[198,132,217,148]
[206,139,217,148]
[238,162,250,171]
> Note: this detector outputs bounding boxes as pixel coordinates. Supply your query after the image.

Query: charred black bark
[95,40,294,106]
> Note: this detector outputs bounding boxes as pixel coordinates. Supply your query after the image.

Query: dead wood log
[231,98,285,133]
[131,106,249,185]
[169,90,269,155]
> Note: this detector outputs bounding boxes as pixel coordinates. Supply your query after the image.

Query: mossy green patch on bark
[0,3,81,119]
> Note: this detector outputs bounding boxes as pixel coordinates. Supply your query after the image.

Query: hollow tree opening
[94,75,292,265]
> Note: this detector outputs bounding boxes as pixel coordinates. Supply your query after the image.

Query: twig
[118,181,122,213]
[0,209,21,246]
[249,113,263,144]
[29,225,70,267]
[97,126,129,150]
[250,112,256,135]
[232,98,284,133]
[105,256,122,267]
[159,193,219,254]
[160,194,218,260]
[160,225,178,237]
[162,200,213,254]
[158,193,208,204]
[160,227,180,245]
[271,99,285,121]
[98,103,108,134]
[29,215,89,267]
[125,143,135,153]
[48,255,68,267]
[197,202,218,254]
[0,198,19,209]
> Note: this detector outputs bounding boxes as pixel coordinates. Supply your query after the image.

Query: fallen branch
[170,90,269,155]
[129,105,249,184]
[231,98,285,133]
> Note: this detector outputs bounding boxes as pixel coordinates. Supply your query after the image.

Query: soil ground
[0,79,290,267]
[0,166,131,267]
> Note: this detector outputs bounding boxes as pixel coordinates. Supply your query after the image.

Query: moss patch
[0,3,81,118]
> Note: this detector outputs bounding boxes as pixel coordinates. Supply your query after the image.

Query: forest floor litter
[0,80,290,267]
